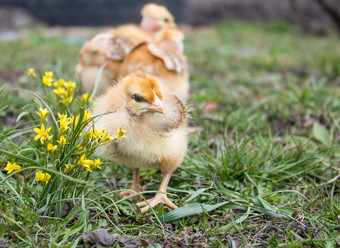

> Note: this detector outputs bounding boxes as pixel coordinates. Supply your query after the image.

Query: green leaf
[98,218,108,227]
[16,111,30,122]
[255,198,289,220]
[218,206,251,231]
[313,122,330,144]
[161,201,242,223]
[186,188,210,202]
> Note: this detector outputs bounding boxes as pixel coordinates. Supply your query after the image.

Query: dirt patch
[0,109,17,129]
[270,112,330,137]
[240,217,321,246]
[0,68,23,87]
[142,215,322,247]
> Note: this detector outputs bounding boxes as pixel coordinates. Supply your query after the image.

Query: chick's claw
[137,193,178,213]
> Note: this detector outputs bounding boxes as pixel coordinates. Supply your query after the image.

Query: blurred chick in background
[76,3,176,94]
[92,72,187,213]
[119,27,189,100]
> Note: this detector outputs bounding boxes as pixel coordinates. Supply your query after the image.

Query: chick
[119,27,189,99]
[108,3,176,38]
[92,72,187,213]
[76,3,176,94]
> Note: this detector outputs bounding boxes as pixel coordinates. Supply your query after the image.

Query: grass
[0,21,339,247]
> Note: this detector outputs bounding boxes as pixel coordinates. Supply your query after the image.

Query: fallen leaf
[119,236,142,248]
[256,94,263,101]
[203,102,218,111]
[0,239,9,248]
[140,239,149,247]
[95,229,119,246]
[181,227,192,235]
[83,232,97,244]
[313,122,330,144]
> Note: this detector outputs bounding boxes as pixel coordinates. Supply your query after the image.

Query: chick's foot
[120,168,146,200]
[137,193,178,213]
[120,184,146,200]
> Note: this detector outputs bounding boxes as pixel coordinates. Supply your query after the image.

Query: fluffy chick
[76,3,175,94]
[92,72,187,213]
[119,27,189,99]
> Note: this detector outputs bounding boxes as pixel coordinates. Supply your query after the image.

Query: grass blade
[186,188,210,202]
[161,201,242,223]
[0,173,25,204]
[90,63,106,102]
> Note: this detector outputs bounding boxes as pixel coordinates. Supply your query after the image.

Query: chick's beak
[147,95,165,114]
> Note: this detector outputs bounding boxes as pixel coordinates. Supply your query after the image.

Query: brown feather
[162,95,187,132]
[119,28,189,99]
[147,44,183,73]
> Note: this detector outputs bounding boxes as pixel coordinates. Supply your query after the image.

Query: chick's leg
[120,168,146,200]
[137,171,178,213]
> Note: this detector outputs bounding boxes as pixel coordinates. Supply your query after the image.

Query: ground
[0,22,339,247]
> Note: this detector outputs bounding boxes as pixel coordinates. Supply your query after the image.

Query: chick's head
[123,72,165,115]
[141,3,175,32]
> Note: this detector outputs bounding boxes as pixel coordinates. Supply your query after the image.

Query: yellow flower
[66,96,73,104]
[83,130,93,144]
[36,108,50,123]
[58,113,71,133]
[76,144,83,151]
[27,68,36,78]
[71,116,79,127]
[65,81,76,93]
[58,112,68,119]
[82,164,92,172]
[92,159,102,170]
[36,170,45,181]
[36,170,51,184]
[47,143,57,153]
[92,128,104,139]
[57,135,67,147]
[101,132,114,142]
[45,71,54,78]
[80,93,92,103]
[53,78,65,88]
[53,87,67,97]
[34,124,52,144]
[4,162,21,174]
[42,76,53,86]
[116,127,127,138]
[78,154,93,172]
[42,71,54,86]
[65,164,74,171]
[84,110,92,120]
[45,173,51,183]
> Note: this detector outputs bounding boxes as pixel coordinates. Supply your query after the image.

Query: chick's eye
[164,18,169,23]
[132,94,144,103]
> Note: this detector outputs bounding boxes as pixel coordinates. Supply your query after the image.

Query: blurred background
[0,0,340,34]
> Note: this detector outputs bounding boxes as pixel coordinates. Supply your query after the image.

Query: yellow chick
[119,27,189,100]
[92,72,187,213]
[76,3,176,94]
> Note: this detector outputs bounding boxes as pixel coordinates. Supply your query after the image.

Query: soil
[0,68,22,87]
